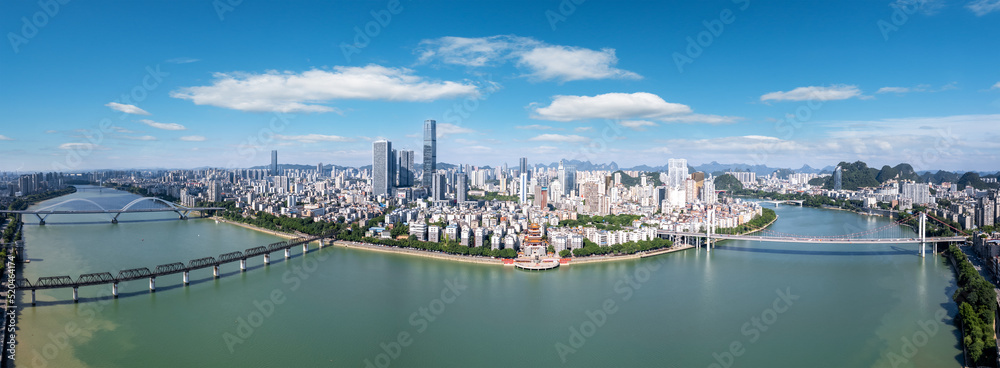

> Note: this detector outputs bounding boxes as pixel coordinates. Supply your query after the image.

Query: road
[959,245,1000,357]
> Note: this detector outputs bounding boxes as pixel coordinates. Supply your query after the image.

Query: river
[13,186,961,367]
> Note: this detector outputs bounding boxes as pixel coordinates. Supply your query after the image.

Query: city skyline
[3,1,1000,172]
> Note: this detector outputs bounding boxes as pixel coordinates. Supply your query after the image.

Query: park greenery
[557,213,641,231]
[714,208,776,235]
[570,237,672,257]
[947,244,998,366]
[713,174,743,192]
[611,171,663,187]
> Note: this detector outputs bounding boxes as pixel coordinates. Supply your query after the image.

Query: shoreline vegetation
[945,244,998,366]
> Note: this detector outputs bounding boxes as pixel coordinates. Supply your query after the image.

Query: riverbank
[333,240,503,265]
[212,216,301,240]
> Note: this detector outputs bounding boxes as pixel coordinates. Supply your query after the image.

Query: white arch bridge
[0,197,225,225]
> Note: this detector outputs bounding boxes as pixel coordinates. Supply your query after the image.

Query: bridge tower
[706,208,714,253]
[919,212,926,258]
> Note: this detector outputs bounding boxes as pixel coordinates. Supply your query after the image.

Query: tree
[559,249,571,258]
[714,174,743,191]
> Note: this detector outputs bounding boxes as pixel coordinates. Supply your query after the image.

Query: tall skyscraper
[456,173,468,203]
[432,172,446,201]
[271,150,278,176]
[372,140,393,197]
[317,162,323,176]
[519,157,529,182]
[397,150,414,187]
[423,119,436,188]
[557,160,576,196]
[519,173,528,204]
[834,165,843,191]
[667,158,688,189]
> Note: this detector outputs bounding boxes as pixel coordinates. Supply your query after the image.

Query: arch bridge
[0,197,225,225]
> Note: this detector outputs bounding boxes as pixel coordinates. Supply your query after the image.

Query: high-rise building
[207,180,222,202]
[702,176,717,204]
[317,162,323,176]
[667,158,688,188]
[372,140,393,197]
[901,182,931,205]
[423,120,436,188]
[558,160,576,196]
[397,150,414,187]
[834,166,843,191]
[432,172,446,201]
[271,150,278,176]
[519,173,528,204]
[456,173,468,203]
[519,157,529,182]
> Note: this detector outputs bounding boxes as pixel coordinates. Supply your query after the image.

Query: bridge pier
[30,289,35,305]
[919,212,926,258]
[72,287,78,302]
[264,253,270,265]
[149,277,156,292]
[285,248,290,259]
[111,218,118,224]
[240,259,247,272]
[213,265,219,278]
[303,243,308,254]
[113,283,118,298]
[183,271,189,285]
[318,240,324,249]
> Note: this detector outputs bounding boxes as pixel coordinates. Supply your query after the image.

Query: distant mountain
[543,160,620,171]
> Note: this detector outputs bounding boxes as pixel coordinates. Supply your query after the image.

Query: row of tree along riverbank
[945,244,998,367]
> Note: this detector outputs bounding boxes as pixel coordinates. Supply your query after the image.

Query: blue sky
[2,0,1000,172]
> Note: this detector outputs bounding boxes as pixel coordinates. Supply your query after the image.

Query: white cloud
[877,86,911,94]
[531,92,691,122]
[877,83,955,94]
[436,123,475,139]
[105,102,151,115]
[0,135,12,141]
[171,65,479,113]
[517,46,640,82]
[992,81,1000,90]
[139,119,186,131]
[619,120,657,131]
[180,136,206,142]
[417,35,640,82]
[112,126,139,134]
[574,127,592,132]
[528,134,590,143]
[58,143,106,150]
[658,114,742,124]
[118,135,158,141]
[515,124,557,130]
[967,0,1000,15]
[275,134,354,143]
[166,57,200,64]
[760,85,863,102]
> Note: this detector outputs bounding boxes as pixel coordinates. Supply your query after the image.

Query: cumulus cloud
[760,85,863,102]
[530,92,691,122]
[528,134,590,143]
[171,65,480,113]
[180,136,206,142]
[105,102,151,115]
[275,134,354,143]
[417,35,640,82]
[0,135,13,141]
[139,119,186,131]
[967,0,1000,15]
[992,81,1000,90]
[619,120,657,131]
